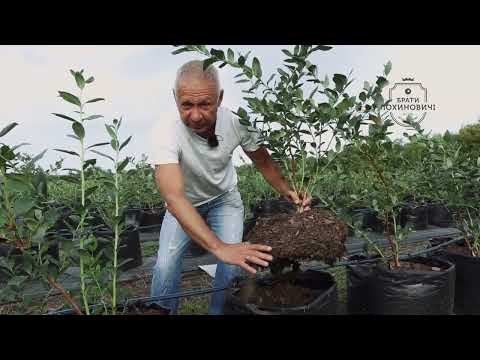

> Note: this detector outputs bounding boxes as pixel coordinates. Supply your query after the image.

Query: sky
[1,45,479,172]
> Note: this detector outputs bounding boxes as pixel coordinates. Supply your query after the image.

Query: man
[151,60,311,315]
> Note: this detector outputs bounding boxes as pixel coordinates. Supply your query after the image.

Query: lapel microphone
[207,134,219,148]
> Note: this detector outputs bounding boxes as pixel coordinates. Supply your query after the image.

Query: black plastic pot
[124,208,145,228]
[136,208,165,233]
[350,208,384,233]
[428,237,480,314]
[346,255,381,314]
[139,208,165,226]
[408,204,429,230]
[348,256,455,314]
[427,204,453,228]
[252,198,296,218]
[94,226,143,271]
[224,270,338,315]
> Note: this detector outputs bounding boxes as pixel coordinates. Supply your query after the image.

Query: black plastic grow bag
[427,204,453,228]
[94,226,143,271]
[346,255,381,314]
[224,270,338,315]
[139,208,165,229]
[348,256,455,315]
[428,237,480,315]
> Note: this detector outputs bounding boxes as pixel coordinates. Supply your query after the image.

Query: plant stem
[391,210,400,267]
[112,124,120,315]
[47,276,83,315]
[1,169,16,237]
[78,90,90,315]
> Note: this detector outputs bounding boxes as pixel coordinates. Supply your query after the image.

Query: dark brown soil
[446,244,473,256]
[123,303,170,315]
[245,208,347,264]
[389,261,445,272]
[238,273,314,308]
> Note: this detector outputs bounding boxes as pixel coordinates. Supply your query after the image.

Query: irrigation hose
[45,234,463,314]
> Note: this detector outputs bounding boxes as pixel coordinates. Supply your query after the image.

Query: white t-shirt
[152,106,262,206]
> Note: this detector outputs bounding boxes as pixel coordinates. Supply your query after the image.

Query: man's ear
[172,89,177,104]
[217,89,224,107]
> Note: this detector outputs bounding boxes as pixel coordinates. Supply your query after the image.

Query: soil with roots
[245,208,348,267]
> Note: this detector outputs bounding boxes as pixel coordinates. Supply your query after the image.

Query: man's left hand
[285,190,312,213]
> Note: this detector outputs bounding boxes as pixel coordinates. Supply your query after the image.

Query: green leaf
[333,74,347,92]
[445,158,453,169]
[0,123,18,137]
[84,115,103,121]
[30,149,47,164]
[266,74,275,86]
[105,124,116,140]
[87,142,109,150]
[171,47,192,55]
[282,49,293,57]
[238,56,246,66]
[374,94,384,109]
[11,142,29,151]
[278,68,288,78]
[117,157,130,172]
[309,86,318,99]
[111,139,119,151]
[238,118,251,127]
[202,57,217,71]
[210,49,225,60]
[7,177,30,192]
[59,175,79,184]
[477,157,480,167]
[52,113,77,122]
[85,98,105,104]
[359,92,367,102]
[252,57,262,78]
[58,91,81,106]
[318,103,331,113]
[54,149,79,157]
[74,72,85,89]
[376,76,388,89]
[227,48,234,62]
[83,159,97,169]
[85,76,94,84]
[236,79,250,84]
[13,198,35,216]
[91,150,114,162]
[384,61,392,76]
[236,107,248,119]
[85,186,98,198]
[67,134,80,141]
[72,122,85,140]
[311,45,333,52]
[119,136,132,151]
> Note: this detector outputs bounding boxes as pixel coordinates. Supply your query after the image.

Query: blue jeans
[150,187,244,315]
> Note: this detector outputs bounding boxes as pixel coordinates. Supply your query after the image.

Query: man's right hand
[212,242,273,274]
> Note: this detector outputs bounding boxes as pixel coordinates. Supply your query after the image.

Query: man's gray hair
[174,60,221,95]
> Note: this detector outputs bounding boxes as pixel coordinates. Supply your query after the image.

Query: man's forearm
[164,195,224,254]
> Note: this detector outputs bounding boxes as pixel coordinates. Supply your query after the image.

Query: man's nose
[190,107,202,122]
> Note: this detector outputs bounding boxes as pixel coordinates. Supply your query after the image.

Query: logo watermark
[382,77,437,127]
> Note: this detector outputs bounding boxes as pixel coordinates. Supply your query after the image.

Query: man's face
[175,78,223,136]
